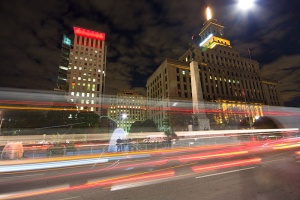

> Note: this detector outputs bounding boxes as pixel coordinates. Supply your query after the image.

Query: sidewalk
[0,151,155,173]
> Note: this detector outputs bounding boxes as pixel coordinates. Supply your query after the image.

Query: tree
[167,111,192,132]
[129,119,159,133]
[72,111,100,134]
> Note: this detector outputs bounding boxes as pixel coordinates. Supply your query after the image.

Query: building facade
[57,35,72,91]
[147,8,283,130]
[62,26,107,115]
[108,90,147,132]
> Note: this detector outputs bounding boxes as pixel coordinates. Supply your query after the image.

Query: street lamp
[121,113,128,132]
[237,0,255,10]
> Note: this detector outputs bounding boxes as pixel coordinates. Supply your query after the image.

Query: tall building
[57,35,72,91]
[147,7,283,130]
[64,26,107,115]
[108,90,147,132]
[261,79,283,106]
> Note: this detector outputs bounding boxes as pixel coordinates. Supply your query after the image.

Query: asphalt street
[0,143,299,200]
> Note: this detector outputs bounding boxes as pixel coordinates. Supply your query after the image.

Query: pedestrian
[116,137,122,152]
[128,138,132,151]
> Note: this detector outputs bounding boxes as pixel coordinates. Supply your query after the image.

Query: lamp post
[121,113,128,132]
[237,0,255,10]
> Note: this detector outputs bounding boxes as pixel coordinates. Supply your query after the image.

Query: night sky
[0,0,299,106]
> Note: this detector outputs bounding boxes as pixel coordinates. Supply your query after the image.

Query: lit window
[71,92,74,96]
[91,100,94,104]
[80,107,84,110]
[74,66,77,69]
[76,92,79,97]
[82,93,85,97]
[81,100,84,103]
[79,67,82,70]
[182,70,186,75]
[87,93,90,97]
[75,56,78,59]
[92,93,95,97]
[85,58,87,61]
[93,79,96,82]
[98,69,101,73]
[78,77,81,80]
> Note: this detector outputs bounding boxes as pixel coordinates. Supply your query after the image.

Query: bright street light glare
[238,0,254,10]
[122,113,128,119]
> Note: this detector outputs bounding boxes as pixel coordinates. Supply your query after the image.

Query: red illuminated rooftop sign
[73,26,105,41]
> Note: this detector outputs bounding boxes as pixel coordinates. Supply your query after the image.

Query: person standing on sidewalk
[116,137,122,152]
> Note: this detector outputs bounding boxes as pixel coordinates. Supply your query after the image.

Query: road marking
[0,184,70,199]
[0,173,44,181]
[58,196,81,200]
[262,157,286,163]
[195,167,256,179]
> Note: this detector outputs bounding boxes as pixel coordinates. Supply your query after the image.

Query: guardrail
[0,142,172,160]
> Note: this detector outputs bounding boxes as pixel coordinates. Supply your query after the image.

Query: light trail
[191,158,261,173]
[195,166,256,179]
[179,150,249,162]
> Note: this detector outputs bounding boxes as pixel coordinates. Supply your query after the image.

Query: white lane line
[0,184,70,199]
[58,196,81,200]
[262,157,286,163]
[0,173,44,181]
[195,167,256,179]
[110,176,174,191]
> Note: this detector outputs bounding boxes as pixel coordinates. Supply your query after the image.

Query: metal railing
[1,133,299,160]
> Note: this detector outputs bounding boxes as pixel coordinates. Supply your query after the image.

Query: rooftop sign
[73,26,105,41]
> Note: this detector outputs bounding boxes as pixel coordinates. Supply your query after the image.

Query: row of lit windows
[74,61,104,67]
[74,53,102,58]
[74,57,101,62]
[70,83,97,91]
[75,47,101,53]
[72,66,105,73]
[70,92,96,97]
[72,77,97,82]
[199,67,259,81]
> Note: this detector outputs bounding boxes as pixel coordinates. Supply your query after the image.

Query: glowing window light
[59,66,68,70]
[200,34,213,47]
[73,26,105,41]
[63,35,71,46]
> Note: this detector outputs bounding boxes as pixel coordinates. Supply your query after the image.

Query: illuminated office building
[147,7,283,130]
[108,90,147,132]
[65,26,107,115]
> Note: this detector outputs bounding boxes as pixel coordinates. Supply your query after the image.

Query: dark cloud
[0,0,299,106]
[261,55,300,104]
